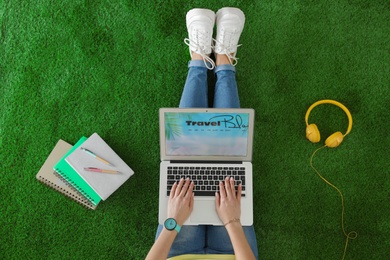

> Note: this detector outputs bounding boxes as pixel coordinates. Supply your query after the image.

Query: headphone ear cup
[325,132,344,148]
[306,124,321,143]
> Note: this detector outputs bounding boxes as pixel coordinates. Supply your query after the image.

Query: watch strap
[174,223,181,233]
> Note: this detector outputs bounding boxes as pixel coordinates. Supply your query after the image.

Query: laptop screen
[160,108,254,161]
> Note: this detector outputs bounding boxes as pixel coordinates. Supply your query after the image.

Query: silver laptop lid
[159,108,255,162]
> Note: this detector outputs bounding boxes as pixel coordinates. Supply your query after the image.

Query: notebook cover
[65,133,134,200]
[54,137,102,205]
[36,139,97,210]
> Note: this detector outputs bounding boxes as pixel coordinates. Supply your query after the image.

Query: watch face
[164,218,176,230]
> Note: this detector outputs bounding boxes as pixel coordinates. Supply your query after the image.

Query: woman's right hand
[167,178,194,226]
[215,177,242,224]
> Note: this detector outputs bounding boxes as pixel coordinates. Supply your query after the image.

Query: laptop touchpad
[190,200,219,222]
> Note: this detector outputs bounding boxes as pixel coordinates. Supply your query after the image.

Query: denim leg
[213,65,240,108]
[206,225,258,259]
[205,225,234,254]
[154,225,206,257]
[179,60,210,108]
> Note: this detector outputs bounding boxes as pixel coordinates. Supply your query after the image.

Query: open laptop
[158,108,255,226]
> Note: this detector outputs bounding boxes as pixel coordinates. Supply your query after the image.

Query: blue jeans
[155,60,258,258]
[155,225,259,258]
[179,60,240,108]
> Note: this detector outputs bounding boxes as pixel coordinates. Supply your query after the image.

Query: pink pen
[84,167,120,174]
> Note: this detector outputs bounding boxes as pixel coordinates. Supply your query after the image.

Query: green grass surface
[1,0,389,259]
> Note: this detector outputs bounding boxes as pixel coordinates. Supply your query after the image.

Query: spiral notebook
[36,139,97,210]
[54,137,102,206]
[65,133,134,200]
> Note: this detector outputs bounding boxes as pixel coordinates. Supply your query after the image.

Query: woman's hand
[146,179,194,260]
[215,177,256,259]
[167,178,194,226]
[215,177,242,224]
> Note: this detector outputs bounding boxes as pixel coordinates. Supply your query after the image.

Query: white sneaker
[214,7,245,66]
[184,8,216,69]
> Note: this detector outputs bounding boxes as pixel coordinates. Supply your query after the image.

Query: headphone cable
[310,146,358,260]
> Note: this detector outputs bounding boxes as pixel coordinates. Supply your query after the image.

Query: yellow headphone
[305,100,353,148]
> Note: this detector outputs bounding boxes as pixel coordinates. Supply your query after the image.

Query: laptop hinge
[170,160,243,164]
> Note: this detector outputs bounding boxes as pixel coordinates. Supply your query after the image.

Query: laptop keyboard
[166,166,246,197]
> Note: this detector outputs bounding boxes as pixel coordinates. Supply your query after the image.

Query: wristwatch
[164,218,181,233]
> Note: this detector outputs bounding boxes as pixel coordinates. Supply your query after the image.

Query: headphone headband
[305,99,353,136]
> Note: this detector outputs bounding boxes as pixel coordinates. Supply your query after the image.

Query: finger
[185,181,194,198]
[225,177,231,197]
[229,177,236,198]
[219,181,226,199]
[180,178,191,196]
[175,178,185,196]
[216,190,221,208]
[170,181,178,198]
[237,183,242,202]
[189,192,195,211]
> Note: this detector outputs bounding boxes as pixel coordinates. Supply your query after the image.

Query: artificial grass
[1,0,389,259]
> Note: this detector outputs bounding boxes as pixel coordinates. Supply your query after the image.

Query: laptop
[158,108,255,226]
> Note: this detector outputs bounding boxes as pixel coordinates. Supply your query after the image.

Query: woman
[146,7,258,260]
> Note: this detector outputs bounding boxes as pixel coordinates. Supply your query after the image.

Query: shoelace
[184,30,215,70]
[213,30,242,66]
